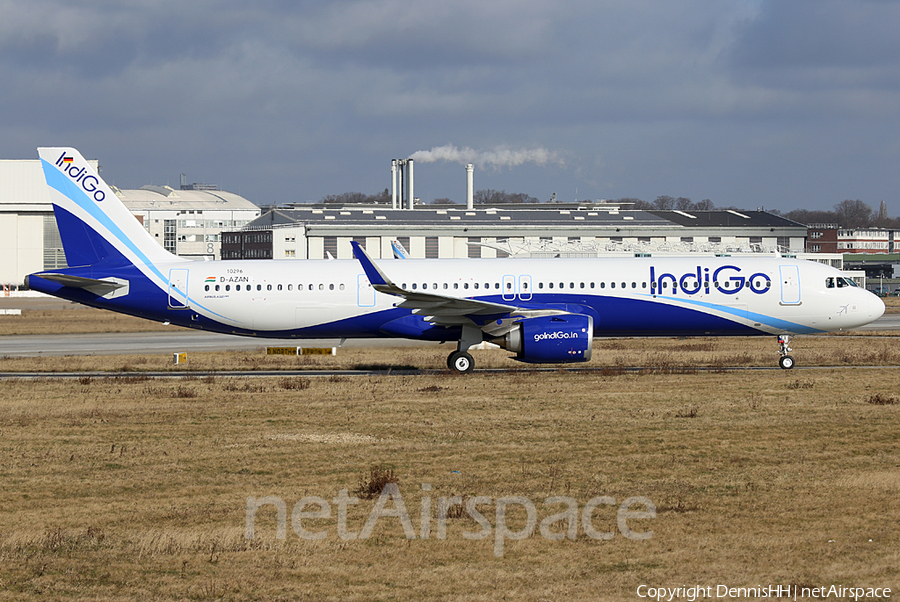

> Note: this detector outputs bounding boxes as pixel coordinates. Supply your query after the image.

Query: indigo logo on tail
[55,151,106,202]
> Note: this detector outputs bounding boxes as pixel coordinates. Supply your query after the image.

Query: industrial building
[0,159,259,285]
[223,203,812,262]
[224,158,814,263]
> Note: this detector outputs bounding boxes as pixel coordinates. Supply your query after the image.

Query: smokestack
[391,160,398,210]
[465,163,474,210]
[407,158,414,210]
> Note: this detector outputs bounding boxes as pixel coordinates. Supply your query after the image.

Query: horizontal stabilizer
[33,273,126,296]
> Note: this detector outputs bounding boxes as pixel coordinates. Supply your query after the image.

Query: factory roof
[243,204,806,233]
[117,185,258,211]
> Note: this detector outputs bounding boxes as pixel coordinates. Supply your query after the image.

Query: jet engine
[493,314,593,364]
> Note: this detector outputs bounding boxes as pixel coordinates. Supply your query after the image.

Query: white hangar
[0,159,260,286]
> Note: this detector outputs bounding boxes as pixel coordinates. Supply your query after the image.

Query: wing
[350,242,568,330]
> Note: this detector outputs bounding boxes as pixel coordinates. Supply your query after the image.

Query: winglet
[350,241,393,288]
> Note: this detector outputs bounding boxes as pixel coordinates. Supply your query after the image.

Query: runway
[0,330,441,357]
[0,306,896,358]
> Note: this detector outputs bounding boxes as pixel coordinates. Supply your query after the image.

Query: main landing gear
[447,350,474,374]
[778,335,795,370]
[447,325,482,374]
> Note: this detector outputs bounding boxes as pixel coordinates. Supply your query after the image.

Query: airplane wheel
[779,355,795,370]
[448,351,475,374]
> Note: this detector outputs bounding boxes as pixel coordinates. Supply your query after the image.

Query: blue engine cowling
[496,314,594,364]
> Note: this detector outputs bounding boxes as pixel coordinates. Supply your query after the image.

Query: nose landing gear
[778,335,794,369]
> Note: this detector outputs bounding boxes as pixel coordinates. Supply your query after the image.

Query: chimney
[465,163,474,210]
[406,158,415,210]
[391,159,398,209]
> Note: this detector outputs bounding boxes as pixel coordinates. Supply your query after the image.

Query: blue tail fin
[37,147,183,269]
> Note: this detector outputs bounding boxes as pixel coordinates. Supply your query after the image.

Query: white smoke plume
[409,144,563,168]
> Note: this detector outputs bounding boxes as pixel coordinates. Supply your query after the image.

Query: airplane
[25,147,885,373]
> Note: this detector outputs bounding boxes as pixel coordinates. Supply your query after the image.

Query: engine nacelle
[494,314,593,364]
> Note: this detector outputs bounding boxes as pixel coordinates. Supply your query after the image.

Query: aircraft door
[357,274,376,307]
[502,274,533,301]
[502,275,516,301]
[779,265,801,305]
[168,268,190,309]
[519,275,533,301]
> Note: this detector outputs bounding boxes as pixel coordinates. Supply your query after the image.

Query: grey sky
[1,0,898,211]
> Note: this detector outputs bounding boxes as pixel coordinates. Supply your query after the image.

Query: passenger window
[611,282,616,289]
[318,284,323,291]
[329,284,334,290]
[569,282,574,289]
[412,283,417,290]
[464,283,469,289]
[215,285,220,291]
[278,284,283,291]
[340,284,345,290]
[205,285,209,291]
[600,282,605,289]
[632,282,636,289]
[257,284,262,291]
[267,284,273,291]
[225,285,230,291]
[236,285,241,291]
[474,283,479,289]
[549,282,554,289]
[454,283,459,289]
[580,282,585,289]
[298,284,304,291]
[288,284,293,291]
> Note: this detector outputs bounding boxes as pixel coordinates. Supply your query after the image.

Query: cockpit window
[827,276,858,288]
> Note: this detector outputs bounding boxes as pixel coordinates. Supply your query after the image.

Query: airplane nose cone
[870,293,886,321]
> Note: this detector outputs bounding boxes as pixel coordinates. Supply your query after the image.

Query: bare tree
[473,189,539,205]
[653,195,676,210]
[833,199,873,228]
[674,197,693,210]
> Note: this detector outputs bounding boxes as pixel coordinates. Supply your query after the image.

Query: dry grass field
[0,300,898,600]
[1,369,898,600]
